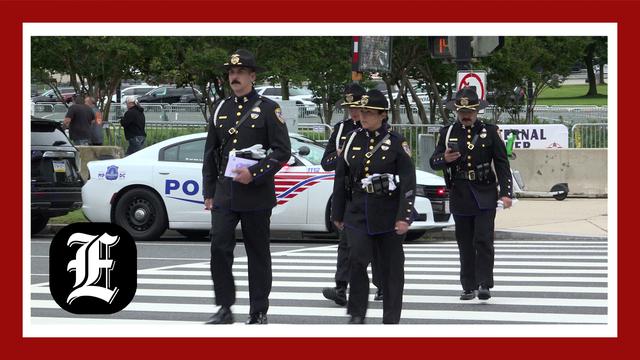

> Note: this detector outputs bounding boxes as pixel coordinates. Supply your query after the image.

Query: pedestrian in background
[320,83,384,307]
[85,96,104,145]
[429,86,513,301]
[63,94,94,146]
[332,90,416,324]
[202,49,291,325]
[121,96,146,155]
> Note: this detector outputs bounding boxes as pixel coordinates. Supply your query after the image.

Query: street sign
[456,70,488,113]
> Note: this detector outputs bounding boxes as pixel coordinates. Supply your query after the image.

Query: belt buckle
[228,128,237,135]
[468,170,476,181]
[366,183,374,193]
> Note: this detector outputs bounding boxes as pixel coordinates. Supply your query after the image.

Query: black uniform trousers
[334,229,382,289]
[210,207,272,315]
[346,228,405,324]
[453,210,496,291]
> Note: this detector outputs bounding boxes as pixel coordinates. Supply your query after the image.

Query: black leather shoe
[246,312,268,324]
[205,306,233,324]
[348,316,365,324]
[322,287,347,306]
[374,288,383,301]
[459,290,476,300]
[478,285,491,300]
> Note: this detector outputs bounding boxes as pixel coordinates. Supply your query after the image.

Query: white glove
[234,144,266,159]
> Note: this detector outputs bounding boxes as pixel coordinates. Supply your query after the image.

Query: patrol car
[81,133,454,241]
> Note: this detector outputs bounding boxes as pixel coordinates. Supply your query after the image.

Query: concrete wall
[76,146,124,180]
[509,149,607,197]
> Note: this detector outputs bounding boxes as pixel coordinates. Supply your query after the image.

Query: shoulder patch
[275,107,286,124]
[402,141,412,157]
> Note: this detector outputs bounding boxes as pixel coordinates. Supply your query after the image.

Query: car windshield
[290,136,325,165]
[31,123,72,146]
[289,87,312,97]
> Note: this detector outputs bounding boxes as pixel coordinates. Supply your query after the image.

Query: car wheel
[176,229,210,239]
[551,183,569,201]
[32,214,49,234]
[114,188,167,241]
[404,230,427,242]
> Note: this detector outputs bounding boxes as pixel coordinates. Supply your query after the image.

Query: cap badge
[460,98,469,106]
[360,95,369,106]
[230,54,240,65]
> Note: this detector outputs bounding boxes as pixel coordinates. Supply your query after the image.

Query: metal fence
[570,123,608,148]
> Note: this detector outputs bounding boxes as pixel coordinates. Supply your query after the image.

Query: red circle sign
[458,73,486,100]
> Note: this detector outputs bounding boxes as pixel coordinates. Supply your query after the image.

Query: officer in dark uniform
[202,49,291,324]
[320,83,384,306]
[429,87,513,301]
[332,90,416,324]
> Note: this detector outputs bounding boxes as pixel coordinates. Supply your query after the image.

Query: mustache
[231,80,241,85]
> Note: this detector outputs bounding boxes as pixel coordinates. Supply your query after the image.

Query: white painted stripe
[132,278,607,293]
[198,259,609,268]
[29,287,608,307]
[303,248,608,254]
[30,300,607,324]
[171,264,608,274]
[279,253,607,260]
[30,317,198,325]
[406,241,608,246]
[31,255,212,261]
[313,243,608,249]
[137,270,607,283]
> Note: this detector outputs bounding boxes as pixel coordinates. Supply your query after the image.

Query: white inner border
[23,22,617,338]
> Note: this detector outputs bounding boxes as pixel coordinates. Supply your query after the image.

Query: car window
[150,88,167,96]
[289,88,312,96]
[134,88,153,95]
[31,123,72,146]
[290,137,325,165]
[263,88,281,96]
[161,139,205,163]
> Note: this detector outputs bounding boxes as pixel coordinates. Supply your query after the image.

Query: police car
[81,133,454,241]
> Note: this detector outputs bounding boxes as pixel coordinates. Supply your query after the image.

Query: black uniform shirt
[430,120,512,215]
[202,89,292,211]
[332,124,417,235]
[321,118,361,171]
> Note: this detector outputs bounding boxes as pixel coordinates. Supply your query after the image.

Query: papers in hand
[224,153,258,178]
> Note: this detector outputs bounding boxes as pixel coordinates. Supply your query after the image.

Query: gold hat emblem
[345,94,354,103]
[230,54,240,65]
[360,95,369,106]
[460,97,469,106]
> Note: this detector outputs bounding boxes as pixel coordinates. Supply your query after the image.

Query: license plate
[52,160,66,173]
[444,200,450,214]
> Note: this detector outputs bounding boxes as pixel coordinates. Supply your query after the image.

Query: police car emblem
[230,54,240,65]
[105,165,119,181]
[275,107,286,124]
[402,141,411,157]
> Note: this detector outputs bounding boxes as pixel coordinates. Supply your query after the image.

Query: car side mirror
[298,146,310,156]
[287,156,296,165]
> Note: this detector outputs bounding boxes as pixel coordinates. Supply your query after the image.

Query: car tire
[404,230,427,242]
[32,214,49,234]
[176,229,210,239]
[114,188,167,241]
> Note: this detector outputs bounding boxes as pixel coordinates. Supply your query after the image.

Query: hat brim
[354,105,389,111]
[445,99,489,112]
[219,64,266,73]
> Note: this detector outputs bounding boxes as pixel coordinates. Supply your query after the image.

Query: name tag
[352,147,362,151]
[218,115,228,119]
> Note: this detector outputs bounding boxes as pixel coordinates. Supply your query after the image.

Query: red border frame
[6,0,633,357]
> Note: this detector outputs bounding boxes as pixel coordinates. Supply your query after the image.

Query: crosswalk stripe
[29,300,607,324]
[137,270,606,283]
[278,253,607,260]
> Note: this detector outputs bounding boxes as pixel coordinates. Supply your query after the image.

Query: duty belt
[454,170,476,181]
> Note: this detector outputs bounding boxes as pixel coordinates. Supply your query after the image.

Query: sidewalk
[493,198,608,238]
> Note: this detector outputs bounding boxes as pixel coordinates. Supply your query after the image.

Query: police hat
[446,86,489,112]
[354,89,389,111]
[341,83,366,107]
[220,49,265,73]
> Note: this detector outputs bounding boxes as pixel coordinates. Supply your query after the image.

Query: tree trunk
[404,76,427,124]
[415,63,446,124]
[525,79,534,123]
[383,78,400,124]
[585,43,598,96]
[280,78,290,100]
[598,62,606,84]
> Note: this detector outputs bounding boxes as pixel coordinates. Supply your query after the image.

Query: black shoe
[478,285,491,300]
[374,288,383,301]
[459,290,476,300]
[246,312,268,324]
[348,316,365,324]
[322,287,347,306]
[205,306,233,324]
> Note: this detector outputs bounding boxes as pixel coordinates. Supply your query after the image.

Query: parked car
[31,87,76,104]
[113,85,158,103]
[137,87,199,104]
[31,117,84,234]
[254,86,318,114]
[81,133,453,241]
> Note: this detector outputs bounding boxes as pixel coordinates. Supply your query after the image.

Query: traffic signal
[470,36,505,57]
[428,36,505,60]
[428,36,453,59]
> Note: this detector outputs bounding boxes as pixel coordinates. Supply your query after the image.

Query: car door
[152,137,210,226]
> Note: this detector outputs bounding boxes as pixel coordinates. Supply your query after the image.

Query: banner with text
[498,124,569,149]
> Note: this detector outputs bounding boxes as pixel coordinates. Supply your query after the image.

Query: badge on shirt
[402,141,412,157]
[381,145,389,151]
[250,112,260,120]
[275,107,286,124]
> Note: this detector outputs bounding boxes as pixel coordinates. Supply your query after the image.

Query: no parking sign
[456,70,487,112]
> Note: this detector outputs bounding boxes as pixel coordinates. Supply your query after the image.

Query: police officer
[429,87,513,301]
[202,49,291,324]
[320,83,384,306]
[332,90,416,324]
